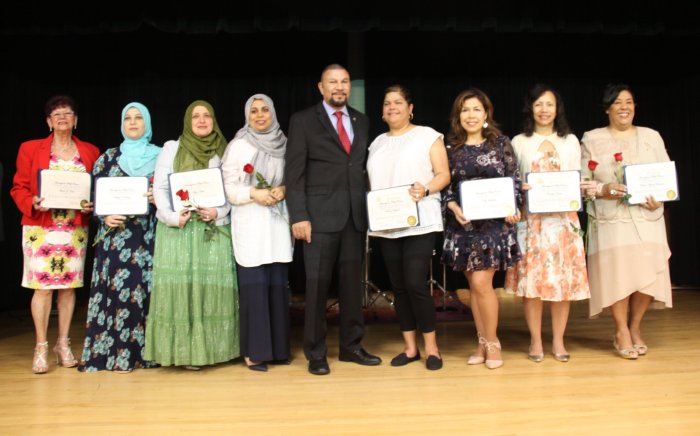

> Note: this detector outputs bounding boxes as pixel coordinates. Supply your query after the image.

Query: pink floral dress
[21,152,89,289]
[505,150,590,301]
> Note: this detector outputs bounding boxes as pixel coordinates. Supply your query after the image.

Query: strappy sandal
[32,342,49,374]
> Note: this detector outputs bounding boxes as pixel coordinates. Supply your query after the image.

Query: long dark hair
[522,84,571,137]
[447,88,501,150]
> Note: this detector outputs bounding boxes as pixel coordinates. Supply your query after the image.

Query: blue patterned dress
[441,135,522,272]
[78,148,158,372]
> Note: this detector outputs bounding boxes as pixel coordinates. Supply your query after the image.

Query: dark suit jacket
[285,102,369,233]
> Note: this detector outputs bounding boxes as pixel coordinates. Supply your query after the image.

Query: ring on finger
[610,189,617,195]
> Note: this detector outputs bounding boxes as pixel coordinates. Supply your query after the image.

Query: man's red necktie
[335,111,352,154]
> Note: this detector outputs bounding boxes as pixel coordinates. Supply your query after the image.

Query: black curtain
[2,18,699,310]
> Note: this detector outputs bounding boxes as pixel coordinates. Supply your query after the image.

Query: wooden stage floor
[1,289,699,435]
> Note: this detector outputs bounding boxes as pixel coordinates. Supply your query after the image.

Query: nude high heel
[53,337,78,368]
[32,342,49,374]
[467,332,486,365]
[484,339,504,369]
[613,337,638,360]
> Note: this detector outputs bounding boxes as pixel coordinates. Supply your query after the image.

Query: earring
[381,116,386,122]
[49,127,53,132]
[409,113,414,120]
[482,121,489,129]
[73,122,77,130]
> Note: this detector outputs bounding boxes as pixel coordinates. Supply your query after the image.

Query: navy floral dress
[78,148,158,372]
[441,135,522,272]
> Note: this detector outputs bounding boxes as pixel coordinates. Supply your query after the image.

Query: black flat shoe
[308,358,330,375]
[426,355,443,370]
[390,352,421,367]
[269,358,292,365]
[338,348,382,366]
[247,363,268,372]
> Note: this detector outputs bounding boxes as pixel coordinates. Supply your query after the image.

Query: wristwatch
[425,187,430,196]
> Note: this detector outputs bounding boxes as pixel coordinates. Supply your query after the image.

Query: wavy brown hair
[447,88,501,150]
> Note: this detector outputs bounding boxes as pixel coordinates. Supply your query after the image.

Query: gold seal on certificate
[38,169,92,210]
[624,161,679,204]
[525,170,582,214]
[366,185,420,232]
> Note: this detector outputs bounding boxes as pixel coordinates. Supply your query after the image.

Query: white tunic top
[366,125,443,239]
[220,138,293,267]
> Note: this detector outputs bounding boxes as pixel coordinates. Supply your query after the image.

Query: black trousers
[302,219,364,360]
[237,263,290,362]
[379,233,437,333]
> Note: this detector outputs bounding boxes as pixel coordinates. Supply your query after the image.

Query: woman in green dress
[144,100,239,369]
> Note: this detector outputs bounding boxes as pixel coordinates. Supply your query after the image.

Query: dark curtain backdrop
[2,12,699,310]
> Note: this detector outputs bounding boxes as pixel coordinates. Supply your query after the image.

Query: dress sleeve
[442,146,458,206]
[503,137,523,207]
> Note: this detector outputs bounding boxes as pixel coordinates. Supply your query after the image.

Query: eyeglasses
[50,111,75,119]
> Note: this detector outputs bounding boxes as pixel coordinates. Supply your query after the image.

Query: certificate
[168,168,226,211]
[526,170,582,213]
[38,169,92,210]
[366,185,420,232]
[459,177,516,220]
[94,176,149,216]
[624,161,679,204]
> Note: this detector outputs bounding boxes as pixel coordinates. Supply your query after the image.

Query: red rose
[149,176,154,184]
[243,163,254,174]
[176,189,189,201]
[614,152,623,162]
[588,160,599,171]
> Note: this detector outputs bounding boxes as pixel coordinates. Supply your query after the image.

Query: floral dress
[441,135,522,272]
[78,148,158,372]
[21,153,89,289]
[504,150,590,301]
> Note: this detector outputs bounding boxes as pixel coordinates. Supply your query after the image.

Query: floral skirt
[21,216,88,289]
[144,219,240,366]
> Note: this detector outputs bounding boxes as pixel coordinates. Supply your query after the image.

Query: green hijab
[174,100,228,172]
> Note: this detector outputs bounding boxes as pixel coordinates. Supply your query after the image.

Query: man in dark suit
[285,64,382,375]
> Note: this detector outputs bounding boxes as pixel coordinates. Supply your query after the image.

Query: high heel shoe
[32,342,49,374]
[633,343,648,356]
[484,339,504,369]
[467,332,486,365]
[613,338,638,360]
[53,337,78,368]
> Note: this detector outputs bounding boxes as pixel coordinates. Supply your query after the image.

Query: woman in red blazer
[11,95,100,374]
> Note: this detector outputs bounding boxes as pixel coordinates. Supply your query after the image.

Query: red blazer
[11,134,101,227]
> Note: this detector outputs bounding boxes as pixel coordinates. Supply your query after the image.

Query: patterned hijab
[117,102,161,177]
[232,94,287,186]
[174,100,228,172]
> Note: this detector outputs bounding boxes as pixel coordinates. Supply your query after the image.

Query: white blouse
[153,140,231,228]
[220,138,293,268]
[366,125,443,239]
